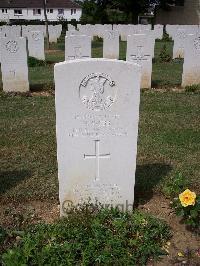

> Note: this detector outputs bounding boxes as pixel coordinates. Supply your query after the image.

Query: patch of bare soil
[139,195,200,266]
[31,91,55,96]
[0,196,199,265]
[0,200,60,229]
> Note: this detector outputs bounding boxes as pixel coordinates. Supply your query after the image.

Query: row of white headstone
[1,24,200,93]
[65,31,154,88]
[66,24,162,89]
[0,24,62,43]
[0,25,62,61]
[165,25,200,86]
[0,24,63,92]
[65,24,200,88]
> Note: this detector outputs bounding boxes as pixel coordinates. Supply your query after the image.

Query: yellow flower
[179,189,196,207]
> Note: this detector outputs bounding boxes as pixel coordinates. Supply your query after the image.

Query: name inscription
[68,113,128,138]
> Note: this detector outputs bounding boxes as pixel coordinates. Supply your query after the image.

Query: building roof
[0,0,81,9]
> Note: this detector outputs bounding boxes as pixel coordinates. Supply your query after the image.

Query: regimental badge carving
[79,73,116,111]
[32,32,40,41]
[6,41,19,53]
[194,36,200,51]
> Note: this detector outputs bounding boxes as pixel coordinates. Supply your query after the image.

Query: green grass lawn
[0,91,199,202]
[0,37,183,91]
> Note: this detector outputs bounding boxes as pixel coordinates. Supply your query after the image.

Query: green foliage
[28,57,46,67]
[172,195,200,232]
[158,32,172,42]
[79,0,150,24]
[70,19,78,27]
[1,207,171,265]
[185,84,200,93]
[80,0,108,24]
[0,226,7,246]
[0,22,7,26]
[164,172,199,232]
[158,44,172,62]
[163,173,189,198]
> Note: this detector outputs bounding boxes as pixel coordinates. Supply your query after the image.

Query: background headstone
[182,34,200,87]
[103,30,119,59]
[1,37,29,92]
[1,25,21,38]
[28,31,45,60]
[126,34,153,88]
[153,24,163,40]
[65,35,92,60]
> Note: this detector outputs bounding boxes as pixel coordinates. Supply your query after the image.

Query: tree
[43,0,49,50]
[78,0,151,24]
[78,0,109,24]
[110,0,150,23]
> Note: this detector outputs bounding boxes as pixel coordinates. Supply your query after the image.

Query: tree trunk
[43,0,50,50]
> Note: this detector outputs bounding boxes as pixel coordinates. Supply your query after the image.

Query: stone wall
[155,0,200,25]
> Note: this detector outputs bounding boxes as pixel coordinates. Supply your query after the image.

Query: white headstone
[68,24,76,31]
[54,59,141,215]
[1,25,21,38]
[28,31,45,60]
[126,34,153,88]
[66,29,83,37]
[173,28,188,58]
[22,25,29,38]
[120,25,134,42]
[1,37,29,92]
[78,24,94,40]
[103,30,119,59]
[154,25,163,40]
[22,25,46,38]
[48,25,59,43]
[166,25,177,38]
[182,34,200,87]
[55,24,62,39]
[65,35,92,60]
[93,24,112,38]
[167,25,199,58]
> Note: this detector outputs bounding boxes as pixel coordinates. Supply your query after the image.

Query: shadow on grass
[30,83,54,92]
[0,170,31,196]
[134,163,172,206]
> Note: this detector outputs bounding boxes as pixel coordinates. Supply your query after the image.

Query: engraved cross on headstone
[84,140,110,181]
[130,46,151,64]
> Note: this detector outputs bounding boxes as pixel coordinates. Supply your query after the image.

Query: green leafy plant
[162,32,172,42]
[1,207,171,265]
[172,189,200,232]
[28,57,46,67]
[185,84,200,93]
[158,44,171,63]
[163,172,189,198]
[0,226,7,246]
